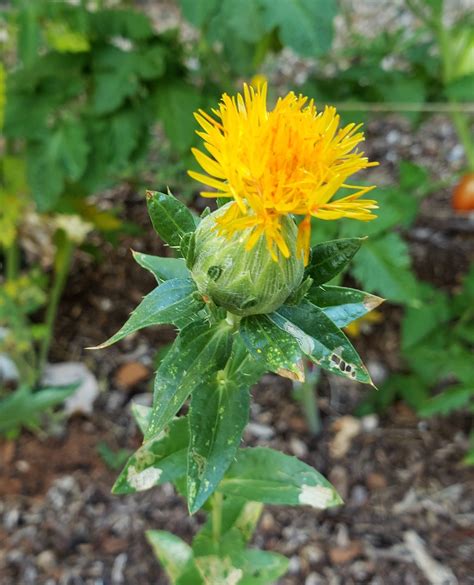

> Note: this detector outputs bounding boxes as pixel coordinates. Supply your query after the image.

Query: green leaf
[240,314,304,382]
[179,0,220,27]
[93,279,203,349]
[130,402,152,435]
[419,385,473,417]
[145,321,233,441]
[220,447,342,509]
[271,301,372,384]
[446,74,474,102]
[306,238,365,286]
[146,530,194,583]
[236,549,289,585]
[146,190,196,250]
[308,285,384,328]
[260,0,337,57]
[112,417,189,494]
[193,497,263,557]
[351,233,420,303]
[154,81,203,153]
[0,385,76,435]
[132,251,189,283]
[195,556,244,585]
[187,340,261,513]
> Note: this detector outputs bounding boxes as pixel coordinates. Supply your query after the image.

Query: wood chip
[115,362,150,389]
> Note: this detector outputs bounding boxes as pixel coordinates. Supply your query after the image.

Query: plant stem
[211,491,223,545]
[37,236,75,383]
[295,364,321,436]
[5,241,19,282]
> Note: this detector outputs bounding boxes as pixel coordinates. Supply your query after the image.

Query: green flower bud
[191,204,304,316]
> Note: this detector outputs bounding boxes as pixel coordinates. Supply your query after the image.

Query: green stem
[5,241,19,282]
[211,491,223,544]
[434,7,474,170]
[37,236,75,382]
[295,364,321,436]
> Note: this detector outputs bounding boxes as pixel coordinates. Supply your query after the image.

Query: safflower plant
[95,84,383,584]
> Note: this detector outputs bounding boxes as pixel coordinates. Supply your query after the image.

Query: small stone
[246,422,275,440]
[115,362,150,389]
[329,541,363,565]
[36,550,56,571]
[328,465,349,500]
[260,512,276,532]
[361,414,379,432]
[16,460,30,473]
[290,437,308,458]
[350,484,368,507]
[305,573,324,585]
[302,544,325,564]
[366,472,387,490]
[287,555,301,574]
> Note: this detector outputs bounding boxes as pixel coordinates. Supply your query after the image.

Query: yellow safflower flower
[189,83,378,264]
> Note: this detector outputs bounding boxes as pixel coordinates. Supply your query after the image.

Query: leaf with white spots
[239,314,304,382]
[271,301,372,385]
[219,447,342,509]
[112,417,189,494]
[145,321,233,441]
[92,278,204,349]
[308,285,384,328]
[187,339,261,514]
[146,530,203,585]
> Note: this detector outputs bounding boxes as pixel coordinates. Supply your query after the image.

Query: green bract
[99,190,384,585]
[191,204,305,316]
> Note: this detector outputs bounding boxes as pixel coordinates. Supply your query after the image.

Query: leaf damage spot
[127,465,162,491]
[280,321,315,355]
[298,484,339,509]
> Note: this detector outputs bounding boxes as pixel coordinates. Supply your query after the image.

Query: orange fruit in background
[452,173,474,212]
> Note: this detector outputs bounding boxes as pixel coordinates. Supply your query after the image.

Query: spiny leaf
[239,314,304,382]
[219,447,342,509]
[91,278,203,349]
[145,321,233,441]
[308,285,384,328]
[146,190,196,250]
[306,238,366,285]
[131,251,189,283]
[271,301,372,384]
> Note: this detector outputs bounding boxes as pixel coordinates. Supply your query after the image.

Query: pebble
[36,550,56,571]
[246,422,275,440]
[111,553,127,584]
[289,437,308,458]
[287,555,302,574]
[305,573,324,585]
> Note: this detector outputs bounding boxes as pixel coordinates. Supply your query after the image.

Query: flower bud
[191,204,304,316]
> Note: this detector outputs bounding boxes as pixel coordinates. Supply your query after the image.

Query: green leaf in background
[308,285,384,328]
[178,0,220,27]
[401,289,450,350]
[272,301,372,384]
[260,0,337,57]
[112,417,188,494]
[240,314,304,382]
[146,190,196,250]
[154,81,203,154]
[445,73,474,102]
[351,233,420,303]
[0,385,76,436]
[306,238,365,285]
[219,447,342,509]
[187,340,261,513]
[145,321,233,441]
[132,251,189,283]
[419,385,473,417]
[93,279,203,349]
